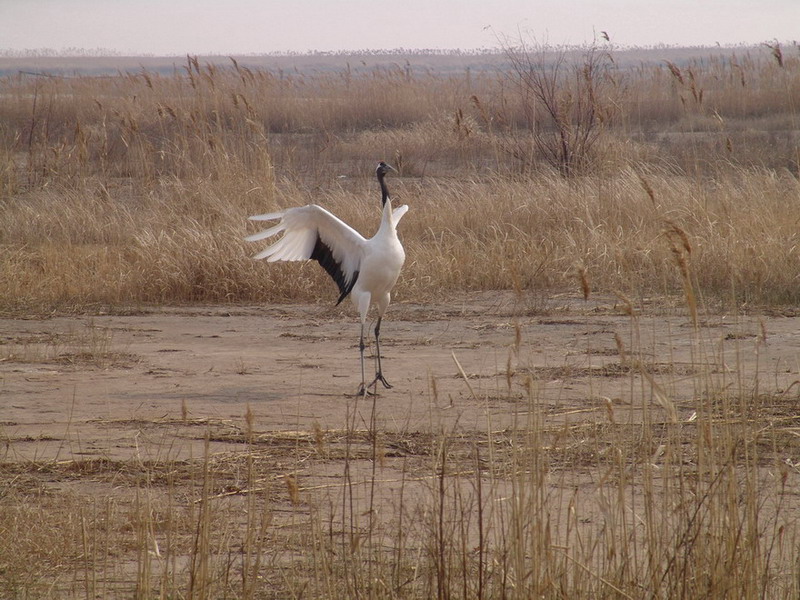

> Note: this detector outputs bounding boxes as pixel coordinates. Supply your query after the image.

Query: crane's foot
[369,372,393,390]
[354,373,392,396]
[355,382,376,397]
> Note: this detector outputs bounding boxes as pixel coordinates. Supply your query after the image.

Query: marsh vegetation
[1,44,800,598]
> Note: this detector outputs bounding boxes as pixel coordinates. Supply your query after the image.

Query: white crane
[245,162,408,396]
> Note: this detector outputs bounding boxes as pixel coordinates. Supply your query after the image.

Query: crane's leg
[355,292,372,397]
[356,321,369,396]
[368,317,393,389]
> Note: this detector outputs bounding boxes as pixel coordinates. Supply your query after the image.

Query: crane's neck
[378,172,390,207]
[376,166,401,235]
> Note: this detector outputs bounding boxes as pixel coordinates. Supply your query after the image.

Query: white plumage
[246,162,408,395]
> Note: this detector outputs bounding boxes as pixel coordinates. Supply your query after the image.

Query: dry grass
[2,46,800,598]
[5,167,800,312]
[0,47,799,313]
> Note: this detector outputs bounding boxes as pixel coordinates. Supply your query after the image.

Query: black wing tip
[335,285,353,306]
[310,236,358,303]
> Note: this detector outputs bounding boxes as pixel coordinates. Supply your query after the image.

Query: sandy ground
[3,291,800,466]
[4,291,800,597]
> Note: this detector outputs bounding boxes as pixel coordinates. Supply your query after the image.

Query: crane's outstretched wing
[246,205,366,304]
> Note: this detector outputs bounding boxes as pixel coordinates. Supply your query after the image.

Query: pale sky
[2,0,798,55]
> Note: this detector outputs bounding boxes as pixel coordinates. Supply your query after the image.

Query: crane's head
[376,161,396,178]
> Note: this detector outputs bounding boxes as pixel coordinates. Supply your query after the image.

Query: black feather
[310,235,358,305]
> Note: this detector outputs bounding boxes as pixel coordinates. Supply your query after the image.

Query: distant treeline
[0,43,789,78]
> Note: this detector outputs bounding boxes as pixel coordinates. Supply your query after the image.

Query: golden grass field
[1,45,800,598]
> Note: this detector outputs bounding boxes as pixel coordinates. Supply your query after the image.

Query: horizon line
[0,39,795,60]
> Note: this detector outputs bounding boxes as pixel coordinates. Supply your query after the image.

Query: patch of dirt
[2,292,799,465]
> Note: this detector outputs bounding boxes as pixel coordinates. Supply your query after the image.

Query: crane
[245,162,408,396]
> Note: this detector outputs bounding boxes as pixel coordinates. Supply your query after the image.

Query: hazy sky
[2,0,798,55]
